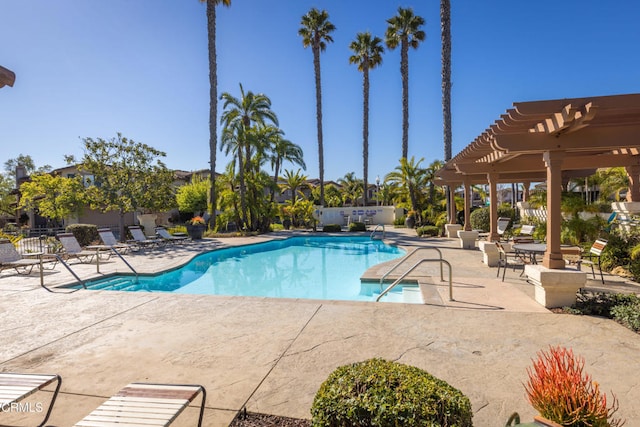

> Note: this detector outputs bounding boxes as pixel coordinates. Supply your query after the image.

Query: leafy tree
[349,31,384,207]
[199,0,231,228]
[0,173,16,217]
[597,167,629,201]
[176,174,210,215]
[385,7,426,160]
[78,133,176,240]
[4,154,52,175]
[18,173,86,225]
[299,7,335,208]
[385,156,427,215]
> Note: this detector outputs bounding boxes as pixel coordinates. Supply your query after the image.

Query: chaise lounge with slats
[73,382,206,426]
[0,372,61,427]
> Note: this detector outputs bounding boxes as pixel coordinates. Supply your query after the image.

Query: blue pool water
[80,236,406,301]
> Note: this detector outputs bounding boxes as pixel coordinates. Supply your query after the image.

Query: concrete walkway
[1,229,639,426]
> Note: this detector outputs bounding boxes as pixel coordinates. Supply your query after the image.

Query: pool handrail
[370,224,385,240]
[377,258,453,302]
[380,246,444,285]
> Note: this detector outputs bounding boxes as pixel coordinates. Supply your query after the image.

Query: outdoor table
[512,243,546,264]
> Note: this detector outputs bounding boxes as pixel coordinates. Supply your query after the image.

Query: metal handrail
[109,248,139,282]
[370,224,385,240]
[376,258,454,302]
[47,254,86,290]
[380,247,444,285]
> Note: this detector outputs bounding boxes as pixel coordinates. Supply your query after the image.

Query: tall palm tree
[298,8,336,208]
[349,32,384,207]
[199,0,231,228]
[440,0,453,223]
[385,7,426,160]
[220,84,278,227]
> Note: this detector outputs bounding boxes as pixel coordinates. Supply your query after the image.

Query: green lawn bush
[417,225,440,237]
[469,206,515,232]
[322,224,342,233]
[348,222,366,232]
[311,358,473,427]
[66,224,99,247]
[611,300,640,332]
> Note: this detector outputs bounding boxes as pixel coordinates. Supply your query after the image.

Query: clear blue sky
[2,0,639,182]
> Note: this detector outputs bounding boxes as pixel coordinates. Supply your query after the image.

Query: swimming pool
[80,236,408,302]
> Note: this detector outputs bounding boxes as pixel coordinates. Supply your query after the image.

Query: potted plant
[512,345,624,426]
[405,210,416,229]
[186,216,206,240]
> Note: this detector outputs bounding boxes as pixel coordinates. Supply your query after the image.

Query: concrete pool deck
[1,229,639,426]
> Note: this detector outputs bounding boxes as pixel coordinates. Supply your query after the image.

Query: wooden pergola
[0,65,15,88]
[436,93,640,270]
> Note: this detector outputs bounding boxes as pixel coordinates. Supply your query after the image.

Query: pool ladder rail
[376,246,454,302]
[370,224,385,240]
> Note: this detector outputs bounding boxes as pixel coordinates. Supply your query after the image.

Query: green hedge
[65,224,99,247]
[417,225,440,237]
[311,358,473,426]
[322,224,342,232]
[348,222,366,232]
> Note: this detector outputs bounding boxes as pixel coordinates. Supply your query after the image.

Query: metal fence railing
[3,225,122,254]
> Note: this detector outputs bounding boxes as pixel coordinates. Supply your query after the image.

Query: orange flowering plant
[524,345,624,427]
[188,216,206,226]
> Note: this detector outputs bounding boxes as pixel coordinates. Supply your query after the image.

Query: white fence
[314,206,403,226]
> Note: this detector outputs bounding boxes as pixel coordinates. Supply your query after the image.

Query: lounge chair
[97,228,136,254]
[512,224,536,243]
[156,227,189,244]
[495,241,525,281]
[0,372,61,427]
[73,382,206,427]
[580,238,608,284]
[57,233,105,263]
[0,239,46,274]
[496,217,511,241]
[128,225,163,250]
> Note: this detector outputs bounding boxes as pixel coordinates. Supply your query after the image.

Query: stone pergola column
[488,173,499,241]
[463,178,472,230]
[542,151,566,269]
[448,184,457,224]
[522,181,531,202]
[625,165,640,202]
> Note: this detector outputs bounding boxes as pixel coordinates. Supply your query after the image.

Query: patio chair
[580,238,608,284]
[0,239,45,275]
[57,233,105,263]
[156,227,189,244]
[97,228,136,254]
[495,241,525,281]
[512,224,536,244]
[496,217,511,241]
[128,225,163,250]
[73,382,206,427]
[0,372,61,427]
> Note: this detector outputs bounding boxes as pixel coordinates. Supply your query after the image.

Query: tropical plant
[597,167,629,202]
[524,345,623,427]
[349,31,384,207]
[385,156,427,216]
[199,0,231,228]
[78,133,176,240]
[176,174,210,215]
[280,169,308,205]
[441,0,452,163]
[220,84,278,230]
[299,7,335,207]
[267,127,305,202]
[337,172,363,207]
[385,7,426,160]
[18,173,86,225]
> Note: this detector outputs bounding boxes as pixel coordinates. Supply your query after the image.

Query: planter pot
[505,413,562,426]
[282,219,291,230]
[186,224,205,240]
[404,216,415,229]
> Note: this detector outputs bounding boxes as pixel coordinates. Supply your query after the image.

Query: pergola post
[625,165,640,202]
[488,173,499,241]
[522,181,530,202]
[542,151,566,269]
[463,178,472,230]
[448,184,457,224]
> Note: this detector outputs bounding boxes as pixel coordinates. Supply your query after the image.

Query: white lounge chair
[0,239,45,275]
[97,228,136,253]
[0,372,61,426]
[57,233,105,263]
[496,217,511,241]
[156,227,189,244]
[128,225,163,250]
[73,382,206,426]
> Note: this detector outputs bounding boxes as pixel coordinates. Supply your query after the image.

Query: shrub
[66,224,99,247]
[270,223,284,232]
[611,301,640,332]
[311,358,473,427]
[348,222,366,232]
[394,216,406,226]
[524,345,623,427]
[469,206,515,232]
[417,225,440,237]
[322,224,342,233]
[571,290,640,318]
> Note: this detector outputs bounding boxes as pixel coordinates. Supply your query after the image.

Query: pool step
[86,277,137,291]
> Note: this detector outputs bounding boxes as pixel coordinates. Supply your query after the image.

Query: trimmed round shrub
[311,358,473,427]
[417,225,440,237]
[348,222,366,232]
[65,224,99,247]
[322,224,342,233]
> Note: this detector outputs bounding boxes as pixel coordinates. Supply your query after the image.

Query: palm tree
[385,7,426,160]
[298,8,336,208]
[199,0,231,228]
[349,32,384,207]
[441,0,452,162]
[281,169,309,205]
[220,84,278,228]
[338,172,363,207]
[268,128,306,202]
[385,156,427,215]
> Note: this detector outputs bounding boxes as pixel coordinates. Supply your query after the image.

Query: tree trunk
[401,39,409,160]
[362,64,370,207]
[313,44,325,207]
[206,1,218,229]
